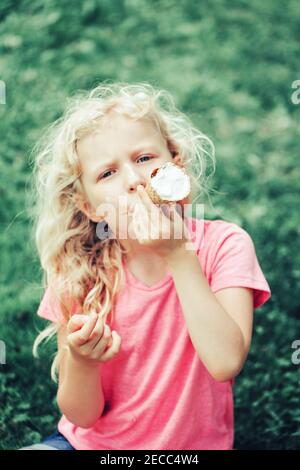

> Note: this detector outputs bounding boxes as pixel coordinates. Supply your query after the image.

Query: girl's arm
[56,324,105,429]
[134,185,254,383]
[166,247,252,383]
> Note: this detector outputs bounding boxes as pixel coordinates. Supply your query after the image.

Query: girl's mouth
[119,203,135,216]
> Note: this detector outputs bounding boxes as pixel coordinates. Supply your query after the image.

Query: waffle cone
[145,181,170,204]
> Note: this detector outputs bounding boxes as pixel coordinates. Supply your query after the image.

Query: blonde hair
[28,80,216,382]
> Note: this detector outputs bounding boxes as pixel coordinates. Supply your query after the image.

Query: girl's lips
[119,198,140,215]
[120,203,135,215]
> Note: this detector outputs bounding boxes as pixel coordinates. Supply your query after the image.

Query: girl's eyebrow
[92,144,159,175]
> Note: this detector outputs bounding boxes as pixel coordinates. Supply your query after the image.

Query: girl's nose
[123,164,147,192]
[128,181,147,193]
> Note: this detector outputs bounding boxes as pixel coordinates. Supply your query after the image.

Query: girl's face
[76,113,181,239]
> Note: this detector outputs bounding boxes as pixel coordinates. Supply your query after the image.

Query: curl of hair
[27,80,216,382]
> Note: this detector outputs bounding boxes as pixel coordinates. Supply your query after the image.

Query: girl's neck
[121,241,169,286]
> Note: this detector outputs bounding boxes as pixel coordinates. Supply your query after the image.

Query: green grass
[0,0,300,450]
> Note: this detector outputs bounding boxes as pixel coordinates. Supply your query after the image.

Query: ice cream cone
[145,180,169,204]
[145,162,191,205]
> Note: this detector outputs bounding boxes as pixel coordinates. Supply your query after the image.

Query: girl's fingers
[79,324,112,357]
[97,331,122,363]
[160,203,171,219]
[87,318,107,349]
[69,314,98,347]
[67,314,90,333]
[90,323,111,350]
[137,185,155,213]
[132,204,146,239]
[89,315,105,339]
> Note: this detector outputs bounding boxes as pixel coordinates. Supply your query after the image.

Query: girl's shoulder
[188,216,271,310]
[187,216,252,255]
[37,282,79,324]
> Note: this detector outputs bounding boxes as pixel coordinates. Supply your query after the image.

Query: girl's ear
[172,153,184,169]
[169,144,184,168]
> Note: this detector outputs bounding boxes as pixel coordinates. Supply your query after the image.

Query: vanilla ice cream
[146,162,190,204]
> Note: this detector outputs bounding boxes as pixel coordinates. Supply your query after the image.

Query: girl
[19,82,271,450]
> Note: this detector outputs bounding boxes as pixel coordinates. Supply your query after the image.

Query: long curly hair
[28,81,216,382]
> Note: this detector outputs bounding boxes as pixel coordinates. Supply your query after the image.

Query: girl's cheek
[93,198,119,236]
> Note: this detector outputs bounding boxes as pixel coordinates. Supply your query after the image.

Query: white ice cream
[150,162,190,201]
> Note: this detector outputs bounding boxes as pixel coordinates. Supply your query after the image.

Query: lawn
[0,0,300,449]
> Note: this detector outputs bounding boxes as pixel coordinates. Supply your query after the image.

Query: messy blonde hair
[28,80,215,382]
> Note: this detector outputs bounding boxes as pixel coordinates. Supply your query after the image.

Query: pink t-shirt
[37,217,271,450]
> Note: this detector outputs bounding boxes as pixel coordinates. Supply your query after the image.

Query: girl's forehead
[98,113,159,137]
[76,115,163,160]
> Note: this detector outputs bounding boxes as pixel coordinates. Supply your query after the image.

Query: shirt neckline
[121,216,201,291]
[122,257,173,291]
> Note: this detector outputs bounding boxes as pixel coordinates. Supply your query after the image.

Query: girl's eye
[99,169,115,180]
[98,155,153,181]
[137,154,153,163]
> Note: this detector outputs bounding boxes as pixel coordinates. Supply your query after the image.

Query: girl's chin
[118,207,134,216]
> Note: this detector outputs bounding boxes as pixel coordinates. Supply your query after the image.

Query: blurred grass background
[0,0,300,450]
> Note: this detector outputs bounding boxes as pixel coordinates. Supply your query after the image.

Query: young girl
[20,81,271,450]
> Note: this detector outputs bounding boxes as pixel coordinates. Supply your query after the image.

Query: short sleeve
[209,223,271,310]
[37,285,78,324]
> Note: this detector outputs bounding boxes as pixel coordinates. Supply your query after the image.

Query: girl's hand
[66,313,121,364]
[132,184,192,260]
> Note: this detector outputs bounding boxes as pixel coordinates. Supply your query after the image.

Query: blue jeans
[19,430,76,450]
[42,430,76,450]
